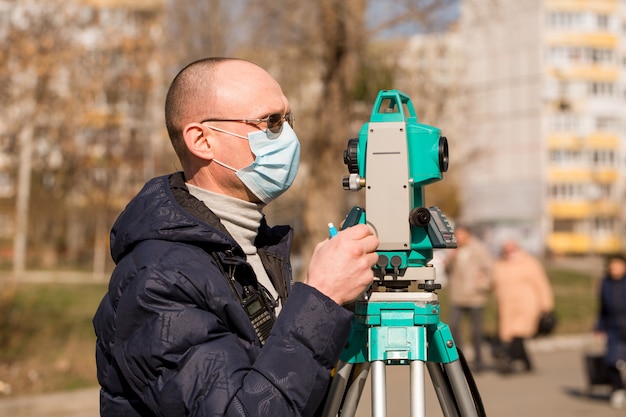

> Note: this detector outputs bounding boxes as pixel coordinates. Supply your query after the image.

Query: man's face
[500,240,518,259]
[608,258,626,280]
[202,61,291,201]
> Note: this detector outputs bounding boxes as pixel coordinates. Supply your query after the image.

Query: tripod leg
[410,361,426,417]
[426,362,460,417]
[321,361,353,417]
[443,361,479,417]
[371,360,387,417]
[337,363,371,417]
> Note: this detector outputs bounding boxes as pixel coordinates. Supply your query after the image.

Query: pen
[328,222,338,238]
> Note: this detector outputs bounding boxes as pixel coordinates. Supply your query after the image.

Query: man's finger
[338,223,375,239]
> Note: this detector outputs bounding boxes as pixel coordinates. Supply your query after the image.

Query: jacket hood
[110,174,234,263]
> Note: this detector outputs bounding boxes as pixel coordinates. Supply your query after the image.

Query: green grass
[549,266,599,334]
[0,264,601,396]
[0,281,107,395]
[438,265,599,338]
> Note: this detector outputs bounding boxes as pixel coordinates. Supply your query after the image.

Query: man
[445,224,493,372]
[93,57,379,417]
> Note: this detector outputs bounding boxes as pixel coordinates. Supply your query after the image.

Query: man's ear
[182,123,214,160]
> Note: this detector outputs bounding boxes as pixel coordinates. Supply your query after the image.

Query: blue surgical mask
[208,124,301,203]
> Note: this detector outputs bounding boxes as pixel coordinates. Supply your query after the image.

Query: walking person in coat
[595,254,626,409]
[93,57,379,417]
[492,239,554,374]
[446,224,494,372]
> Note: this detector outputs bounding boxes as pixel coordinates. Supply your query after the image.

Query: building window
[549,183,585,200]
[588,48,614,64]
[596,117,619,131]
[549,182,613,201]
[547,47,614,66]
[553,219,575,232]
[549,149,583,166]
[598,184,612,199]
[550,113,579,131]
[546,12,583,29]
[590,149,616,167]
[589,82,616,97]
[569,47,582,63]
[593,217,615,235]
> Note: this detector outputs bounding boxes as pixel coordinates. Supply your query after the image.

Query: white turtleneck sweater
[186,184,280,310]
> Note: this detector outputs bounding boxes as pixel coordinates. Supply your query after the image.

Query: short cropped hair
[164,57,237,161]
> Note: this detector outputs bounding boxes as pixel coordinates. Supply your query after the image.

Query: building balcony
[546,31,617,48]
[549,200,621,218]
[548,231,622,256]
[549,167,618,183]
[546,0,618,14]
[587,132,619,147]
[547,65,618,81]
[547,133,619,148]
[547,133,582,149]
[591,168,618,183]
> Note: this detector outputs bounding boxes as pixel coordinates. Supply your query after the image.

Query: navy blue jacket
[596,275,626,366]
[93,173,353,417]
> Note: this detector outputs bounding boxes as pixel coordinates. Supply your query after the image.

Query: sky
[367,0,460,38]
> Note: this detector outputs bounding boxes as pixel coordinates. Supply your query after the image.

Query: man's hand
[305,224,379,305]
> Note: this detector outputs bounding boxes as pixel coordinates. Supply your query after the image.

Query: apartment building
[457,0,626,256]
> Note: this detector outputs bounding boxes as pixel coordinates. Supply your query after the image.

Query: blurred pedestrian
[492,239,554,374]
[446,224,494,372]
[594,254,626,409]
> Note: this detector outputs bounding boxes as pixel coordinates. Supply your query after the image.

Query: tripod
[321,284,485,417]
[331,88,477,416]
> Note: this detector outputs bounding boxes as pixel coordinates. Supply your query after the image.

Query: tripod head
[342,90,456,290]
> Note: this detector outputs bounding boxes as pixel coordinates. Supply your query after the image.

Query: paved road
[0,335,622,416]
[355,334,621,416]
[0,386,100,417]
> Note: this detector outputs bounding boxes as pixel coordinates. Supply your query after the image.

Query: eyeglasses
[200,113,294,134]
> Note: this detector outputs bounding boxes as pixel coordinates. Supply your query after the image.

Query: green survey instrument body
[342,89,454,281]
[328,90,484,417]
[339,90,458,364]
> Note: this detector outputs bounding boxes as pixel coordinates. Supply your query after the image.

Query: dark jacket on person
[596,275,626,366]
[93,172,353,417]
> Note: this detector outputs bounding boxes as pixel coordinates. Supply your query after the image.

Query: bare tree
[238,0,461,278]
[162,0,229,79]
[1,1,166,274]
[0,0,464,276]
[0,1,77,274]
